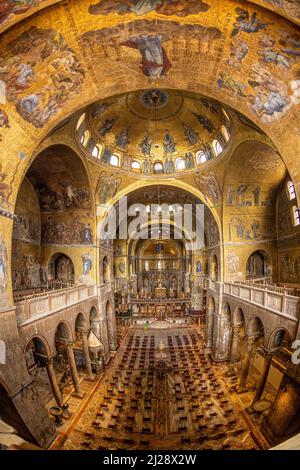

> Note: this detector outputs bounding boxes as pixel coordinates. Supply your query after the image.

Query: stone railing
[99,281,114,296]
[15,285,97,325]
[206,279,223,294]
[237,281,300,297]
[223,282,300,320]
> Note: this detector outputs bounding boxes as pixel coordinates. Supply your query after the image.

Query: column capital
[246,335,256,345]
[232,323,242,335]
[260,347,275,358]
[58,339,76,350]
[45,355,56,365]
[77,328,89,338]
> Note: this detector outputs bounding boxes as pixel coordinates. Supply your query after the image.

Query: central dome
[77,89,231,174]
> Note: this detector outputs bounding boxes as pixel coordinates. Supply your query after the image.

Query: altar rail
[223,282,300,320]
[15,285,97,325]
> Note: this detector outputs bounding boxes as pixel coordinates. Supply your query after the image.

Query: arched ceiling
[0,1,299,36]
[26,145,93,213]
[118,184,220,249]
[0,0,299,216]
[78,89,231,171]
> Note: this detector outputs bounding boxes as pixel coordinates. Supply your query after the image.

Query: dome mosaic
[76,89,232,175]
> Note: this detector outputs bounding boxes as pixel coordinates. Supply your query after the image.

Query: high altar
[154,278,167,298]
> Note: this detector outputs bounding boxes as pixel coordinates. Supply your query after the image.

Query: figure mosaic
[193,113,214,133]
[143,159,152,174]
[42,216,93,245]
[98,173,121,204]
[195,172,221,206]
[0,235,8,294]
[0,1,46,26]
[102,147,112,164]
[82,21,221,79]
[90,102,111,119]
[37,185,91,212]
[82,253,92,276]
[226,253,239,273]
[247,65,292,122]
[0,108,9,129]
[89,0,210,17]
[163,132,176,155]
[139,132,152,157]
[185,152,194,169]
[115,127,130,149]
[196,260,202,273]
[98,118,116,137]
[257,34,292,69]
[121,35,171,78]
[0,164,10,206]
[0,26,85,127]
[164,158,175,174]
[227,39,249,68]
[231,8,272,37]
[183,124,198,145]
[217,72,248,97]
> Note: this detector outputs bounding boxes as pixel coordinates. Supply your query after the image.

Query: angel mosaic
[195,171,221,206]
[231,8,272,37]
[0,1,45,26]
[0,235,8,294]
[227,39,249,69]
[88,0,210,17]
[115,127,130,149]
[0,26,85,127]
[183,124,199,145]
[139,132,152,157]
[98,172,121,204]
[163,131,176,155]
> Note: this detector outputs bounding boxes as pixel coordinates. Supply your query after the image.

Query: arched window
[221,125,230,142]
[76,113,86,131]
[292,206,300,226]
[196,150,207,164]
[110,154,119,167]
[132,160,141,171]
[145,261,149,272]
[212,139,223,156]
[175,158,186,171]
[92,145,99,158]
[222,108,230,122]
[80,129,90,147]
[154,162,163,174]
[287,180,296,200]
[158,260,162,270]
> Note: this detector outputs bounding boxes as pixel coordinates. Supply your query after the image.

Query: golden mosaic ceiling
[77,89,231,172]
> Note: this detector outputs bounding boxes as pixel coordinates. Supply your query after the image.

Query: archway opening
[48,253,75,287]
[102,256,111,283]
[246,250,272,281]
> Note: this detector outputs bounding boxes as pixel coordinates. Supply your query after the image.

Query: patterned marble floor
[51,325,269,450]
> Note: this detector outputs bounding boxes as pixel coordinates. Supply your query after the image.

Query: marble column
[226,323,241,377]
[45,357,63,408]
[247,350,273,412]
[205,306,214,353]
[262,377,300,443]
[66,342,85,399]
[80,330,95,381]
[237,335,256,394]
[212,315,231,362]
